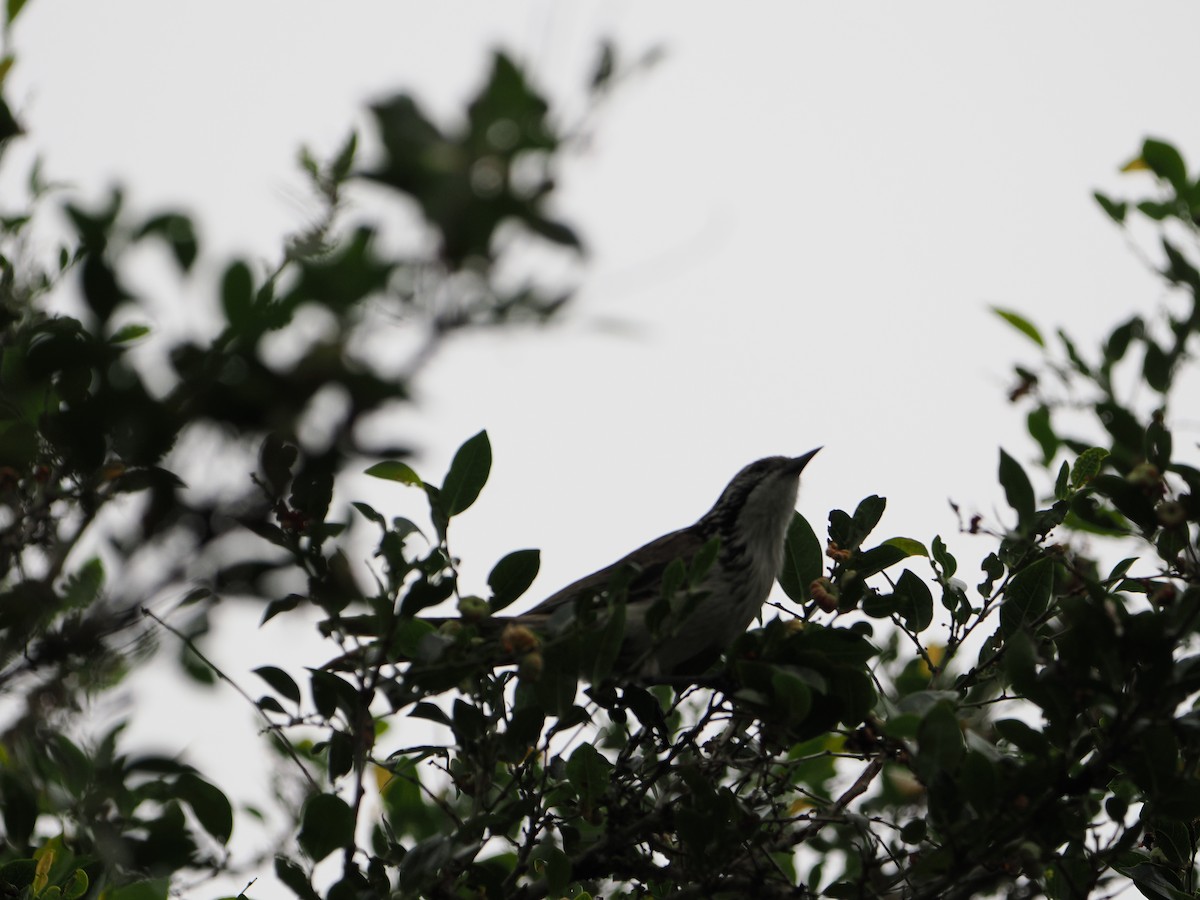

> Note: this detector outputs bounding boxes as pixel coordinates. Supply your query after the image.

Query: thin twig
[141,606,321,793]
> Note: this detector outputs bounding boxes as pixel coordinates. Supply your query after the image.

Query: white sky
[9,3,1200,896]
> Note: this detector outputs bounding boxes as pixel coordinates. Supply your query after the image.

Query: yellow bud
[501,624,540,656]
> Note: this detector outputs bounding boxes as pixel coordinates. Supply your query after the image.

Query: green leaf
[1115,863,1195,900]
[931,535,956,578]
[770,670,812,724]
[102,880,169,900]
[63,871,88,900]
[399,575,454,617]
[221,260,254,331]
[109,323,151,344]
[488,549,540,612]
[1000,557,1054,637]
[1054,460,1070,500]
[1093,191,1127,224]
[298,793,355,862]
[778,512,822,604]
[136,212,198,272]
[274,857,320,900]
[854,543,911,578]
[63,557,105,608]
[998,449,1036,527]
[176,773,233,843]
[331,131,358,182]
[1143,340,1172,393]
[591,597,626,685]
[852,495,886,538]
[1146,420,1172,468]
[1026,405,1058,466]
[991,307,1044,347]
[6,0,28,26]
[364,460,422,486]
[894,569,933,632]
[253,666,301,705]
[565,743,611,808]
[1141,138,1188,192]
[916,701,964,777]
[1070,447,1108,488]
[441,430,492,518]
[532,843,572,895]
[883,537,928,558]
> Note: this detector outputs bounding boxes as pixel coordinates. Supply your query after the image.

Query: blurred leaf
[771,670,812,724]
[109,323,151,344]
[1026,405,1058,466]
[1143,340,1172,392]
[62,557,104,609]
[102,880,168,900]
[1114,863,1194,900]
[220,261,254,331]
[1140,138,1188,192]
[991,307,1044,347]
[1146,420,1172,468]
[298,794,355,862]
[1096,400,1145,455]
[591,598,626,685]
[590,41,616,90]
[441,430,491,518]
[778,512,822,604]
[176,773,233,844]
[136,213,198,272]
[1093,191,1127,224]
[916,701,964,776]
[331,131,358,182]
[566,743,611,809]
[288,226,392,312]
[6,0,28,25]
[275,857,320,900]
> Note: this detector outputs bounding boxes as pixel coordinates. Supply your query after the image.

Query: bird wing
[518,526,708,623]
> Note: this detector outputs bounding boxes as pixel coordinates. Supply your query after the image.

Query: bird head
[702,448,821,546]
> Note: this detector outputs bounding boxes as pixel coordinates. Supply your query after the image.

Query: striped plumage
[510,450,821,678]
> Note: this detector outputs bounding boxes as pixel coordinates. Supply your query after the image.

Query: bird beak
[788,447,821,474]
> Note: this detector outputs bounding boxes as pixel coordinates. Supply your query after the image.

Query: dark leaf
[136,212,198,272]
[175,773,233,844]
[441,430,491,518]
[565,742,611,808]
[1141,138,1189,193]
[488,549,540,612]
[778,512,822,604]
[253,666,301,705]
[298,794,355,862]
[221,261,254,332]
[999,558,1054,637]
[998,448,1036,527]
[1093,191,1127,224]
[894,570,934,633]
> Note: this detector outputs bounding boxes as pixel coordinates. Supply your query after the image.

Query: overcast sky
[9,3,1200,895]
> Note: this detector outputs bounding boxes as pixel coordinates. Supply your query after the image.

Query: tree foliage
[0,5,1199,897]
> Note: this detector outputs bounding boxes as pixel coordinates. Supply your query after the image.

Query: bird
[335,450,820,681]
[508,449,821,679]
